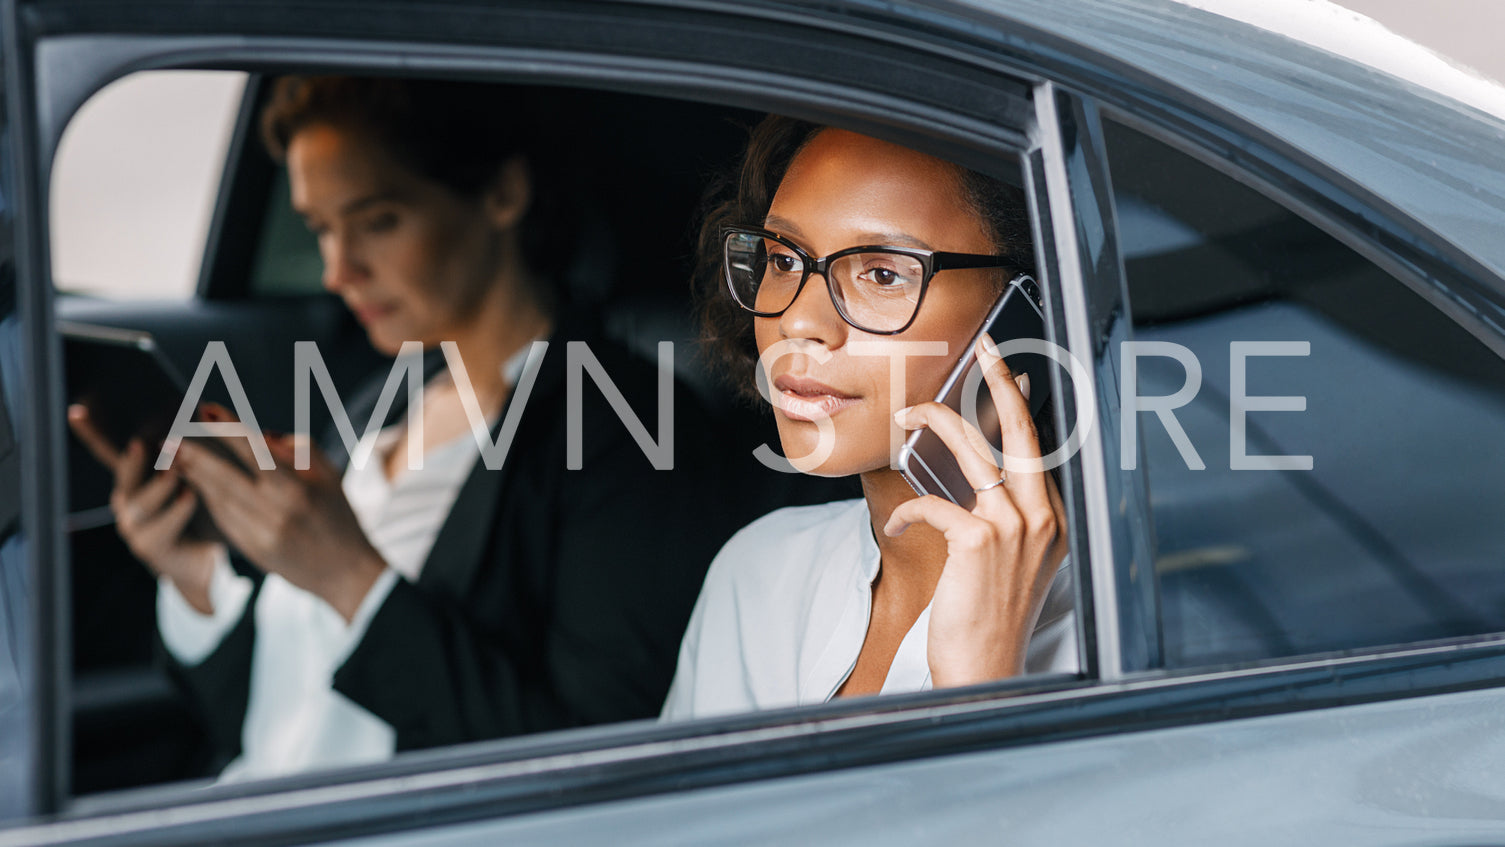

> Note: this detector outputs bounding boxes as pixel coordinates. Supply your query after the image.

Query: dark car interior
[60,75,859,794]
[58,65,1505,802]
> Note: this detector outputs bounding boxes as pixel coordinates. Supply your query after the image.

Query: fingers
[894,402,1007,501]
[67,405,123,468]
[175,439,263,521]
[885,493,980,538]
[975,336,1050,505]
[976,335,1041,460]
[211,429,265,473]
[266,433,339,484]
[115,439,149,498]
[120,466,182,528]
[132,486,200,554]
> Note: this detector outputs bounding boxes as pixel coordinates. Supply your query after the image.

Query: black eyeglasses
[722,226,1014,334]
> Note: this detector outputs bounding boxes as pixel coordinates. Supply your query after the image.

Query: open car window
[52,62,1093,812]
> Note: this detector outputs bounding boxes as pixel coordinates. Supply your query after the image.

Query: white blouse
[660,498,1078,721]
[156,351,527,781]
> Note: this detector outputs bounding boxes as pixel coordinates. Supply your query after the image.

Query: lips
[349,302,395,324]
[773,374,860,422]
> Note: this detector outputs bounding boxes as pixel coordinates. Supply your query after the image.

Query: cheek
[903,353,962,408]
[775,354,905,477]
[752,318,779,361]
[391,222,481,313]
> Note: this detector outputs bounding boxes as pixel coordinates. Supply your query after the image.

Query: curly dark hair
[260,75,574,306]
[692,116,1058,465]
[695,115,1034,379]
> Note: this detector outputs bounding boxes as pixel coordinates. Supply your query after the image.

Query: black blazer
[171,314,753,765]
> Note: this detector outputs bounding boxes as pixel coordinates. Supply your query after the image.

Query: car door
[5,0,1505,843]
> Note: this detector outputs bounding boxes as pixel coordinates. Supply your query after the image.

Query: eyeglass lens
[724,232,926,333]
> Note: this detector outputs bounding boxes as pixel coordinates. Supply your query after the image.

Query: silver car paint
[346,686,1505,845]
[957,0,1505,288]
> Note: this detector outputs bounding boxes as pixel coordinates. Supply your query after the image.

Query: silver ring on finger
[973,470,1007,493]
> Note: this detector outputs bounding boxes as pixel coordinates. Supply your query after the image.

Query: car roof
[824,0,1505,292]
[27,0,1505,292]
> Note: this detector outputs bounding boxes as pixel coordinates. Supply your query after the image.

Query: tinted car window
[1104,118,1505,667]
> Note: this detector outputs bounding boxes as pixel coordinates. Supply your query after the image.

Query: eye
[362,212,399,234]
[768,250,801,274]
[859,261,919,288]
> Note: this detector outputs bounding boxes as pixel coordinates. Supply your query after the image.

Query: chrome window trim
[1032,82,1123,681]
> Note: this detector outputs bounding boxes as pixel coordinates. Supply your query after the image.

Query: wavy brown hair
[259,75,575,307]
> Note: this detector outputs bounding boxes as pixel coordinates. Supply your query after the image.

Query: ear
[484,156,532,232]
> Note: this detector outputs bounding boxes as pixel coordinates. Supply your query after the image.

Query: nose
[776,270,847,349]
[320,231,368,293]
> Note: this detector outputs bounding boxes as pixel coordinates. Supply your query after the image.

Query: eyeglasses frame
[721,225,1016,335]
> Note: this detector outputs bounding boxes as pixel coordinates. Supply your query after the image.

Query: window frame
[17,1,1113,837]
[196,72,277,302]
[8,0,1505,843]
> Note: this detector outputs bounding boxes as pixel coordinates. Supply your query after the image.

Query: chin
[366,327,421,357]
[773,416,886,478]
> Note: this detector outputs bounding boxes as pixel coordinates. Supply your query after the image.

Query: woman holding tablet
[70,76,736,779]
[662,118,1077,719]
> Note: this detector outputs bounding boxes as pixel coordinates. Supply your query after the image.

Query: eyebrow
[762,214,936,252]
[293,191,405,220]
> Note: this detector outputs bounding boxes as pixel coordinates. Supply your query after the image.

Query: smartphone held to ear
[897,274,1050,510]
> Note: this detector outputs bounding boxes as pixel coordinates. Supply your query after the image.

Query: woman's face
[287,122,515,356]
[755,129,1003,477]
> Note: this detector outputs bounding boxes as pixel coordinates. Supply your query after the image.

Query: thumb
[197,402,238,423]
[269,433,341,484]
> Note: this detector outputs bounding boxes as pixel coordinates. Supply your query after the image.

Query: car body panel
[933,0,1505,289]
[348,685,1505,846]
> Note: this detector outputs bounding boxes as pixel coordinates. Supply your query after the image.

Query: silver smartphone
[896,274,1048,510]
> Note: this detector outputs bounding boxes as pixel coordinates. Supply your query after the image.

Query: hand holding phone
[62,322,248,543]
[66,403,223,612]
[896,274,1050,509]
[884,273,1071,686]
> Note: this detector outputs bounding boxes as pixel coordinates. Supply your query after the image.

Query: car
[2,0,1505,843]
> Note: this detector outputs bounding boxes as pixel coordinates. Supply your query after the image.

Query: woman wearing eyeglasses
[661,118,1077,719]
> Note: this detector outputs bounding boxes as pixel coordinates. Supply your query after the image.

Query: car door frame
[8,0,1110,836]
[8,0,1505,844]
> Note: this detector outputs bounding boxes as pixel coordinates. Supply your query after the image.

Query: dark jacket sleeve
[158,561,263,769]
[330,363,733,750]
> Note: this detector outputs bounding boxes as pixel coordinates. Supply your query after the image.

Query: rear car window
[49,71,245,300]
[1104,117,1505,667]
